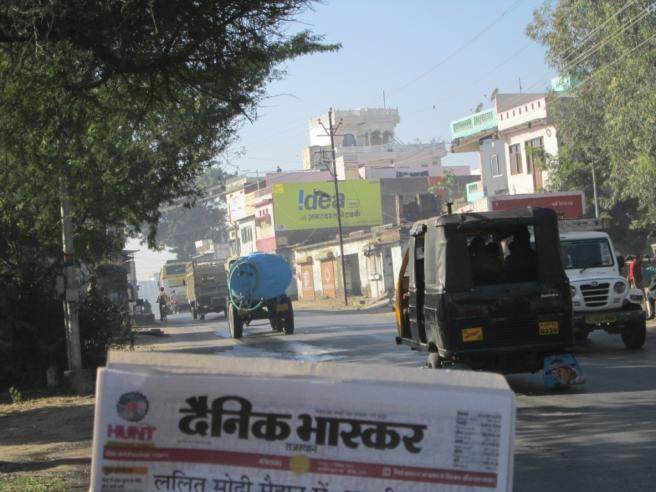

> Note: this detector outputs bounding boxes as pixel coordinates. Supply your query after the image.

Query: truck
[160,260,189,312]
[559,219,646,349]
[185,260,228,320]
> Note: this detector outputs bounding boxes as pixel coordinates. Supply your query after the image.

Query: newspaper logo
[117,392,149,422]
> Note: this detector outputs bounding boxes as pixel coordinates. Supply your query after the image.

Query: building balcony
[450,108,497,141]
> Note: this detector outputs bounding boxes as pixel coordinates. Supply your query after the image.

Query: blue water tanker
[226,253,294,339]
[229,253,292,302]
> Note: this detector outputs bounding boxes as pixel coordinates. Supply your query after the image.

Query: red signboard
[490,193,584,219]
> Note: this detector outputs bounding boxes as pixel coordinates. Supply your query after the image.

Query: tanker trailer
[226,253,294,339]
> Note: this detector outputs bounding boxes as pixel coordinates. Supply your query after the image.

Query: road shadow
[0,457,91,473]
[0,403,93,447]
[514,401,656,491]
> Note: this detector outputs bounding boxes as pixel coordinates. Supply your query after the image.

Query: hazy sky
[131,0,555,281]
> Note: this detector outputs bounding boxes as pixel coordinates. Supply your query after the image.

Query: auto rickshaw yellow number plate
[276,303,289,312]
[461,327,484,342]
[539,321,559,335]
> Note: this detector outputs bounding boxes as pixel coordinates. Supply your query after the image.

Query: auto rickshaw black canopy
[410,207,566,293]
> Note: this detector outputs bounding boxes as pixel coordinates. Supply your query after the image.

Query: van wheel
[622,319,646,350]
[426,352,441,369]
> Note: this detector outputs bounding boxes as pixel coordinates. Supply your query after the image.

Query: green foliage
[0,475,68,492]
[429,170,461,202]
[155,166,232,259]
[528,0,656,251]
[8,386,22,404]
[79,284,134,368]
[0,2,336,386]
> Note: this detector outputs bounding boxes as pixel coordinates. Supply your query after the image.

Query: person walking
[156,287,170,323]
[628,253,643,289]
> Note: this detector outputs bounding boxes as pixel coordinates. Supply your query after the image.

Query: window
[525,105,528,112]
[509,144,522,175]
[531,103,535,110]
[525,137,544,174]
[240,226,253,243]
[518,107,522,115]
[537,100,541,108]
[466,225,538,285]
[500,114,503,121]
[490,154,501,176]
[342,133,356,147]
[561,238,614,270]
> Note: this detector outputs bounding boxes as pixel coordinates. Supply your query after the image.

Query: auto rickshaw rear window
[466,225,538,285]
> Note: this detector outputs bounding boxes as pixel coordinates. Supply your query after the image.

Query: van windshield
[560,238,614,270]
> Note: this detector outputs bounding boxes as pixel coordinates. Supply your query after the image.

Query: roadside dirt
[0,395,94,490]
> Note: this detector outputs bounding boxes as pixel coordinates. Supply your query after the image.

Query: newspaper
[90,351,515,491]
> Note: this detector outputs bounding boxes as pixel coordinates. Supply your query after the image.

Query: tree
[0,1,337,387]
[527,0,656,251]
[429,170,461,203]
[155,166,232,259]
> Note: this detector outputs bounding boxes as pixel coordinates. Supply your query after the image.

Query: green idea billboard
[272,180,382,231]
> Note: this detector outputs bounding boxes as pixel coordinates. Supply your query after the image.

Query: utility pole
[318,108,348,306]
[591,162,600,219]
[59,177,84,392]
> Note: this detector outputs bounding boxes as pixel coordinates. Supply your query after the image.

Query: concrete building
[335,142,446,180]
[308,108,401,150]
[293,225,408,301]
[304,108,447,179]
[450,86,565,197]
[495,93,556,194]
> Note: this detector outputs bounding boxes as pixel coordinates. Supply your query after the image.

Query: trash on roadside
[543,354,585,389]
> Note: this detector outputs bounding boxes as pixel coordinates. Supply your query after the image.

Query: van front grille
[580,283,610,307]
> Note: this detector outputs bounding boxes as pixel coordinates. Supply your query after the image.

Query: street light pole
[319,108,348,306]
[59,177,84,391]
[591,162,599,219]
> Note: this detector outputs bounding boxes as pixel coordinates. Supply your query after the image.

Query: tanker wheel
[282,302,294,335]
[228,304,243,339]
[270,317,282,332]
[426,352,441,369]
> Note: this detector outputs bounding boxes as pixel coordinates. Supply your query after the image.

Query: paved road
[140,309,656,492]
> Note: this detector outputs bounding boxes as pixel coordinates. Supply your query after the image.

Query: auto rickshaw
[395,207,574,374]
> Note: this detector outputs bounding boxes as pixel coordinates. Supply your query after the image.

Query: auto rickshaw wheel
[426,352,441,369]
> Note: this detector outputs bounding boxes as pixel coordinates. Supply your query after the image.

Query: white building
[495,93,558,194]
[305,108,447,180]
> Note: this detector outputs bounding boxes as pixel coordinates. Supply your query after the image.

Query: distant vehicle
[159,261,189,312]
[186,260,228,320]
[226,253,294,339]
[395,208,574,374]
[560,221,646,349]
